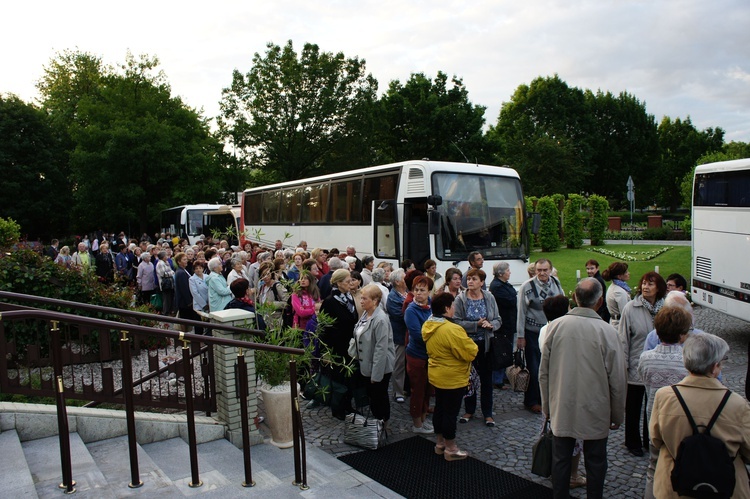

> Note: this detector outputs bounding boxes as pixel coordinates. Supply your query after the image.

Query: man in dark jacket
[586,259,610,322]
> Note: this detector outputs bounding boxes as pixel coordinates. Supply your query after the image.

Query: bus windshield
[433,173,527,261]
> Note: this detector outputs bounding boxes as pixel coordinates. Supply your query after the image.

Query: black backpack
[670,386,735,499]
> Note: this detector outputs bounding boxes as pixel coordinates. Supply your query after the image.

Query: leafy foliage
[588,195,610,246]
[376,71,488,163]
[563,194,584,249]
[657,116,723,210]
[0,96,69,238]
[218,40,378,183]
[537,196,560,252]
[0,217,21,248]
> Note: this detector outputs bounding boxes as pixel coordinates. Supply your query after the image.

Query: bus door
[373,199,399,262]
[403,199,429,269]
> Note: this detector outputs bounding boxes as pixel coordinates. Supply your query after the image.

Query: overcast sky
[3,1,749,143]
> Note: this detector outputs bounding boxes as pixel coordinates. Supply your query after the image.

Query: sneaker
[421,420,434,431]
[395,396,405,403]
[412,425,433,434]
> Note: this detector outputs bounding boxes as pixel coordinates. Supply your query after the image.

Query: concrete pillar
[208,309,263,447]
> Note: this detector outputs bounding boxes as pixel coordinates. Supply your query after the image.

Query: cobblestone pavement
[295,307,749,498]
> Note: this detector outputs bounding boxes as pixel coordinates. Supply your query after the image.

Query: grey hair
[664,290,694,316]
[208,257,223,272]
[328,257,345,270]
[574,277,602,308]
[390,268,405,285]
[230,255,244,267]
[493,261,510,277]
[682,333,729,375]
[372,267,386,283]
[257,251,271,262]
[283,248,295,259]
[157,250,167,260]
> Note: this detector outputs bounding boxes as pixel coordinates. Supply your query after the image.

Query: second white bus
[691,158,750,321]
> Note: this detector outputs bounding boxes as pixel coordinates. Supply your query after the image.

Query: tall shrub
[588,194,610,245]
[537,196,560,252]
[0,217,21,249]
[564,194,585,249]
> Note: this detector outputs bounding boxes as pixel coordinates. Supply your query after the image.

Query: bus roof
[241,160,519,193]
[695,158,750,174]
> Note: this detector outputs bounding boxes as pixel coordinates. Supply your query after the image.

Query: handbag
[505,348,530,392]
[150,292,163,310]
[343,407,387,450]
[490,331,514,370]
[531,419,554,477]
[161,272,174,291]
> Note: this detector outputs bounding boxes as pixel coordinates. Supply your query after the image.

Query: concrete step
[23,432,114,498]
[86,435,178,497]
[0,430,38,498]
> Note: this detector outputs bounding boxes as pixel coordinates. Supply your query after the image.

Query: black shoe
[627,446,644,457]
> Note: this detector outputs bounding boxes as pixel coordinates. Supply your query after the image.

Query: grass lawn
[533,244,690,293]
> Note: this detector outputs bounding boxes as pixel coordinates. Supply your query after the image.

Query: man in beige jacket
[540,278,627,499]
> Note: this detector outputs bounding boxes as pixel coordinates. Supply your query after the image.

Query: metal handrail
[0,297,307,492]
[0,309,302,355]
[0,290,265,338]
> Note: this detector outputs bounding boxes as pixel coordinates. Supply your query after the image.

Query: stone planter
[260,382,295,448]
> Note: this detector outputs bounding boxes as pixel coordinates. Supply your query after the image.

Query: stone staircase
[0,404,401,498]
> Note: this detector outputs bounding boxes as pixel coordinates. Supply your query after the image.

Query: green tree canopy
[584,90,660,209]
[375,71,488,163]
[488,75,594,197]
[0,95,69,238]
[64,53,226,233]
[218,40,378,183]
[657,116,723,210]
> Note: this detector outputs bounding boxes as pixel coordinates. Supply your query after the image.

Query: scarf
[332,288,355,314]
[639,294,664,317]
[240,296,254,307]
[613,279,631,294]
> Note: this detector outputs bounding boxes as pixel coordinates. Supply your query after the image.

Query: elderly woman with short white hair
[649,334,750,499]
[205,257,232,312]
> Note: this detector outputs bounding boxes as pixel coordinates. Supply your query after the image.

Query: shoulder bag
[505,348,530,392]
[531,419,554,477]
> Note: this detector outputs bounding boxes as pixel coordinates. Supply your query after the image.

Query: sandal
[484,418,495,427]
[434,444,445,455]
[444,448,469,461]
[458,414,472,424]
[570,475,587,489]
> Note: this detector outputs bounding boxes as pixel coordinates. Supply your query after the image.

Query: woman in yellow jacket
[422,292,478,461]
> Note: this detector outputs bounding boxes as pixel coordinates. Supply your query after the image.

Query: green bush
[0,217,21,249]
[641,227,689,241]
[588,195,610,246]
[537,196,560,252]
[564,194,585,249]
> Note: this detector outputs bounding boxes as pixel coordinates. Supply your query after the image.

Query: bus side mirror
[530,213,541,235]
[428,210,440,235]
[427,195,442,207]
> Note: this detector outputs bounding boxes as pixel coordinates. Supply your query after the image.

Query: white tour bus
[160,204,240,246]
[240,160,536,287]
[691,158,750,321]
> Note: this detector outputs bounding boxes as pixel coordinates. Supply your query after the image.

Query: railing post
[236,348,255,487]
[290,357,308,490]
[181,333,202,488]
[50,320,75,494]
[120,330,143,489]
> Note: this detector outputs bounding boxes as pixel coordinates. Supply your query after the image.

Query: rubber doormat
[339,435,553,499]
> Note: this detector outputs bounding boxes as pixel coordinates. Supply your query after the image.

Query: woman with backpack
[649,333,750,499]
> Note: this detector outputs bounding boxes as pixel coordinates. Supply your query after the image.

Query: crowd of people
[42,233,749,497]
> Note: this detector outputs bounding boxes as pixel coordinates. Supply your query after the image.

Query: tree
[375,71,488,163]
[563,194,584,249]
[587,194,610,246]
[488,75,594,197]
[218,41,378,183]
[657,116,723,211]
[584,90,660,209]
[67,53,226,233]
[0,95,69,238]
